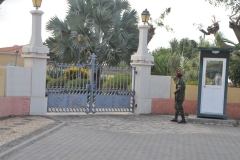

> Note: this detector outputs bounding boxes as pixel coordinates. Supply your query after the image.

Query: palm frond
[46,16,70,38]
[45,0,139,65]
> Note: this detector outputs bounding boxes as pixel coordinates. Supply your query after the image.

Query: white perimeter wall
[149,75,171,99]
[5,67,31,96]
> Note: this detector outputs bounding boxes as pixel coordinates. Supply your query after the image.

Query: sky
[0,0,238,52]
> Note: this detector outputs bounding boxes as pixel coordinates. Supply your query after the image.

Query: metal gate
[46,54,135,113]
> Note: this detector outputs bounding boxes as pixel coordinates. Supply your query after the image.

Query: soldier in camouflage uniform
[170,72,186,123]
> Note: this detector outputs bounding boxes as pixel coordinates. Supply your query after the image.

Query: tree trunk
[229,22,240,43]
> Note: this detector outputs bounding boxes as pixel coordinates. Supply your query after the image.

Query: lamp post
[77,34,84,64]
[32,0,42,9]
[132,9,151,57]
[141,9,150,25]
[131,9,154,115]
[21,0,49,116]
[22,0,48,53]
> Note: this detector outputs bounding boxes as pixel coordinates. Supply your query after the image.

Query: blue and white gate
[46,54,135,113]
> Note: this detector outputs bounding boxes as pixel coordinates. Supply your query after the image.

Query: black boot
[178,114,186,124]
[170,113,178,122]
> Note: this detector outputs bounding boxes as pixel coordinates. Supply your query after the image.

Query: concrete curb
[0,122,66,160]
[187,115,237,126]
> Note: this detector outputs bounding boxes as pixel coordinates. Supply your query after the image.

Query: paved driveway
[5,115,240,160]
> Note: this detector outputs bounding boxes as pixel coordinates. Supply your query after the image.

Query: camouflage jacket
[175,78,186,102]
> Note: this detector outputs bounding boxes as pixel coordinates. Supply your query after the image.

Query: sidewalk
[0,113,239,159]
[0,114,240,160]
[0,116,62,154]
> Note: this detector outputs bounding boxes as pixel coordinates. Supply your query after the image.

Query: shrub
[47,70,64,78]
[47,77,68,87]
[184,69,198,82]
[64,67,89,80]
[66,79,90,88]
[46,76,52,86]
[186,81,198,85]
[229,51,240,87]
[102,74,131,89]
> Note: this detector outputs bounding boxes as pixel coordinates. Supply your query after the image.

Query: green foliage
[169,37,198,59]
[46,76,52,86]
[206,0,239,13]
[214,31,227,47]
[179,57,192,74]
[169,38,178,53]
[229,51,240,87]
[151,47,171,75]
[45,0,139,65]
[168,53,182,77]
[64,68,89,80]
[66,79,90,88]
[185,81,198,85]
[154,7,174,32]
[102,74,131,89]
[179,56,199,83]
[151,47,171,56]
[228,83,240,87]
[47,70,64,79]
[118,61,128,69]
[198,36,212,47]
[150,37,200,77]
[151,53,169,75]
[179,38,193,58]
[47,77,68,87]
[183,68,199,82]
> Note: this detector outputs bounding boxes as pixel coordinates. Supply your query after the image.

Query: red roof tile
[0,45,25,54]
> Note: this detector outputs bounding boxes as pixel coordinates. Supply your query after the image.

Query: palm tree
[168,53,181,77]
[198,36,211,47]
[45,0,139,66]
[151,54,168,75]
[169,38,178,54]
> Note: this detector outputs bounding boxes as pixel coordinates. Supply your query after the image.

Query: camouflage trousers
[174,101,184,115]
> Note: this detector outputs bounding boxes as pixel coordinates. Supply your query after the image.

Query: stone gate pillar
[131,25,154,114]
[21,10,49,115]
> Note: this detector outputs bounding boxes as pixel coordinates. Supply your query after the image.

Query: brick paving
[2,114,240,160]
[0,116,59,154]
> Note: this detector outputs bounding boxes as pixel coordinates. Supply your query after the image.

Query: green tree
[169,37,197,59]
[169,38,178,54]
[45,0,139,66]
[147,7,173,44]
[151,47,171,56]
[154,7,174,32]
[229,50,240,87]
[151,38,199,77]
[168,53,182,77]
[151,47,170,75]
[198,36,212,47]
[179,38,193,58]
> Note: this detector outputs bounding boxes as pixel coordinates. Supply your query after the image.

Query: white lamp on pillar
[21,0,49,116]
[131,9,154,115]
[32,0,42,10]
[131,9,153,60]
[141,9,150,24]
[22,0,49,54]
